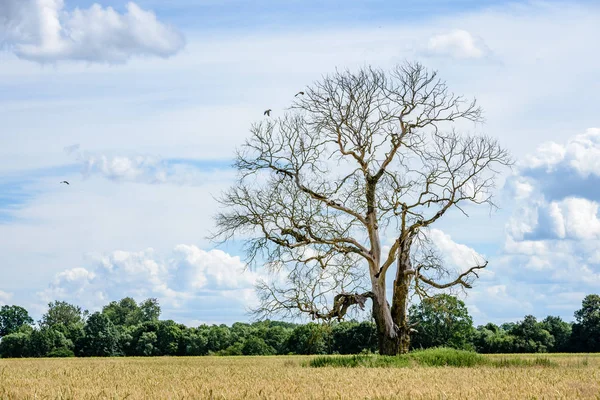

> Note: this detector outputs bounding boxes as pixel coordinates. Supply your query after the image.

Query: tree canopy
[0,305,33,337]
[409,294,474,351]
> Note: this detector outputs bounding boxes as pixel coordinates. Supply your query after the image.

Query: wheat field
[0,354,599,399]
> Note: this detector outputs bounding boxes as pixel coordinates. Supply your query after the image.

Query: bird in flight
[295,91,305,97]
[60,181,70,185]
[264,109,272,117]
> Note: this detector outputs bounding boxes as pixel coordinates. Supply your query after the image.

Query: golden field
[0,354,599,399]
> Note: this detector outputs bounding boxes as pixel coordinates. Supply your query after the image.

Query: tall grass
[490,356,556,367]
[410,347,488,367]
[309,354,411,368]
[309,347,558,368]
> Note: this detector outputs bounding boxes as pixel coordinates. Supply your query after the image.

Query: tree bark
[392,238,414,354]
[372,295,399,355]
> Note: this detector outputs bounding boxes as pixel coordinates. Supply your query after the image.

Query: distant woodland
[1,294,598,358]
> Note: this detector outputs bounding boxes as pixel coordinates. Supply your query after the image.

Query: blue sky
[0,0,599,326]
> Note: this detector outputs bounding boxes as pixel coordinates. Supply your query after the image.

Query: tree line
[1,294,598,358]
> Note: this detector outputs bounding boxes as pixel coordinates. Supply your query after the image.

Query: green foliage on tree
[40,301,87,329]
[542,316,572,352]
[102,297,141,326]
[473,323,516,353]
[140,298,161,322]
[0,332,30,357]
[79,312,119,357]
[261,325,293,354]
[26,328,73,357]
[242,336,275,355]
[332,321,377,354]
[571,294,600,352]
[2,294,599,358]
[409,294,475,351]
[285,323,329,355]
[508,315,554,353]
[181,328,209,356]
[0,305,33,337]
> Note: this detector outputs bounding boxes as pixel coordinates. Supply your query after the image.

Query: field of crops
[1,354,599,399]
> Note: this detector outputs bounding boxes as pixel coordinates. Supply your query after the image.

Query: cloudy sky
[1,0,599,326]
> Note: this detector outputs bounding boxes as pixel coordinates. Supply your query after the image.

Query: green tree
[230,322,251,344]
[473,323,517,353]
[0,305,33,337]
[409,294,475,351]
[285,323,329,355]
[139,298,161,322]
[242,336,275,355]
[0,332,31,358]
[155,320,184,356]
[542,316,572,352]
[102,297,141,327]
[182,328,209,356]
[206,325,232,353]
[332,321,377,354]
[136,331,158,356]
[117,325,137,356]
[571,294,600,352]
[40,301,87,328]
[26,328,73,357]
[261,325,292,354]
[79,312,119,357]
[508,315,554,353]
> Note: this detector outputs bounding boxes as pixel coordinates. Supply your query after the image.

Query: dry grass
[0,354,599,399]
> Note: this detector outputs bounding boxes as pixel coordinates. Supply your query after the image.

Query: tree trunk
[370,237,415,355]
[373,300,399,355]
[390,278,412,354]
[390,237,414,355]
[371,282,401,355]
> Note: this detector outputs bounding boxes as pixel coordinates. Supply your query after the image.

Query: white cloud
[39,245,261,314]
[173,245,258,290]
[522,128,600,177]
[465,283,535,322]
[523,141,566,171]
[512,178,535,200]
[488,128,600,323]
[547,202,566,239]
[429,228,486,270]
[74,150,232,185]
[425,29,489,59]
[551,198,600,240]
[0,0,184,63]
[506,128,600,241]
[0,173,234,298]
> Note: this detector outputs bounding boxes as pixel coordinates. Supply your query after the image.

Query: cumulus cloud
[0,0,185,63]
[522,128,600,176]
[68,147,233,185]
[425,29,489,59]
[429,228,487,271]
[39,246,261,314]
[496,128,600,316]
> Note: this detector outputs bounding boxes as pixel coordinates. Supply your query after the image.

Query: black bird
[264,109,272,116]
[60,181,70,185]
[295,91,305,97]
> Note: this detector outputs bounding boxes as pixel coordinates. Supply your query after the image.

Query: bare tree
[214,62,511,355]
